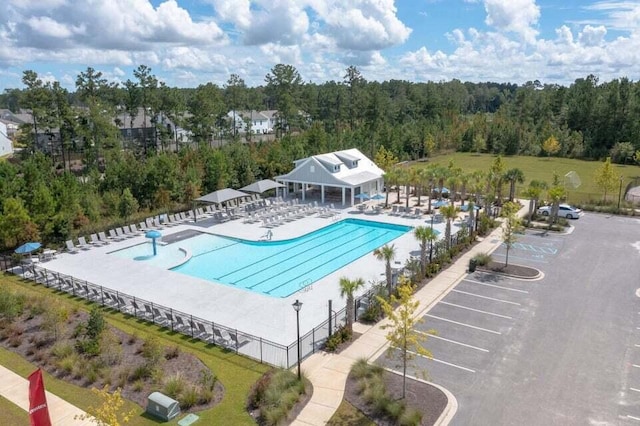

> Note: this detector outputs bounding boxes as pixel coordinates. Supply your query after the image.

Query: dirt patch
[344,370,447,425]
[479,260,540,278]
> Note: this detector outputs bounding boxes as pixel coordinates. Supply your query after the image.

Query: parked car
[537,204,583,219]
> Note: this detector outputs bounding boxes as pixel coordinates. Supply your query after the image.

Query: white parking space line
[425,314,502,335]
[632,364,640,369]
[630,388,640,393]
[465,278,529,294]
[628,415,640,422]
[406,349,476,373]
[635,344,640,348]
[490,253,549,264]
[427,333,490,353]
[452,289,522,306]
[440,301,513,319]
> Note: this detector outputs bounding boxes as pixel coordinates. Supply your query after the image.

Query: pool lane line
[186,241,240,259]
[227,227,380,285]
[451,289,522,306]
[424,314,502,335]
[214,222,350,280]
[263,231,394,295]
[439,301,513,319]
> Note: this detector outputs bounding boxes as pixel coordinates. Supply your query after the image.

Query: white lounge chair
[65,240,79,253]
[77,236,92,250]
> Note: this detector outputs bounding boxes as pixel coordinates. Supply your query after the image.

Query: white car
[537,204,583,219]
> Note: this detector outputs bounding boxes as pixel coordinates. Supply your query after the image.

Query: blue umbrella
[145,230,162,256]
[355,193,370,200]
[371,194,385,200]
[15,242,41,254]
[440,187,450,194]
[432,200,449,208]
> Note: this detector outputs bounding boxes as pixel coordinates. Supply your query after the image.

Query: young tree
[118,188,138,220]
[377,278,435,399]
[501,201,522,267]
[265,64,303,135]
[594,157,618,202]
[413,226,438,277]
[541,135,560,157]
[225,74,247,137]
[373,244,396,296]
[0,197,40,249]
[547,174,566,226]
[339,277,365,332]
[75,386,136,426]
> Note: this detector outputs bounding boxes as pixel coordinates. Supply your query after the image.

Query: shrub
[57,354,76,376]
[99,329,123,366]
[51,342,74,359]
[127,332,138,345]
[165,344,181,360]
[198,387,214,404]
[132,379,144,392]
[179,386,199,410]
[0,288,25,322]
[163,373,186,400]
[199,369,217,391]
[473,252,492,266]
[249,370,305,426]
[86,306,105,340]
[130,364,152,382]
[399,408,423,426]
[141,336,164,369]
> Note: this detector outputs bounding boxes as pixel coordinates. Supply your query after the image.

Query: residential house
[115,107,189,151]
[0,120,13,156]
[226,110,277,134]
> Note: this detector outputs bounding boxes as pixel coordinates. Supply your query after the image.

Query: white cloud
[583,1,640,31]
[484,0,540,44]
[579,25,607,46]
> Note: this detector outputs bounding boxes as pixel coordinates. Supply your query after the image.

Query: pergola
[275,148,385,206]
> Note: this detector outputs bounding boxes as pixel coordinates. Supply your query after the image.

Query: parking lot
[378,213,640,425]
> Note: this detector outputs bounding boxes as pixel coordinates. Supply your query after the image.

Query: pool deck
[34,202,463,346]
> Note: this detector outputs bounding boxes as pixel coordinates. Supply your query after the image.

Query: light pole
[618,176,624,210]
[292,299,303,380]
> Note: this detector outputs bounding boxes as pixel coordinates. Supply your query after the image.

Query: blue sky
[1,0,639,91]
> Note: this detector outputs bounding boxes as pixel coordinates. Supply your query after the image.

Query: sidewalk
[292,224,508,426]
[0,365,93,425]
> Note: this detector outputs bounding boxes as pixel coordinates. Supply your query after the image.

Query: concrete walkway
[0,365,93,425]
[292,223,509,426]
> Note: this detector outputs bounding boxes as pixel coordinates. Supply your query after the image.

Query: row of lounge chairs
[388,205,424,219]
[28,266,250,350]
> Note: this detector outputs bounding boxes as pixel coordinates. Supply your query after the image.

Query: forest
[0,64,639,249]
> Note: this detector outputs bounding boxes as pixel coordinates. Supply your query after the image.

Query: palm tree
[522,180,547,225]
[383,168,399,208]
[440,204,459,250]
[373,244,396,296]
[504,168,525,202]
[339,277,365,332]
[414,226,439,276]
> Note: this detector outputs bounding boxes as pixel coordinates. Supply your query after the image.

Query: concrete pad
[310,370,348,390]
[303,386,345,410]
[292,402,339,426]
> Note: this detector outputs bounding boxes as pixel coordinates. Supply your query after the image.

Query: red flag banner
[28,368,52,426]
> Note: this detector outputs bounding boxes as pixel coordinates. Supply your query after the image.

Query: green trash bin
[468,258,477,273]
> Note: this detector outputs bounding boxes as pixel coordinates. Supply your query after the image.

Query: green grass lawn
[0,274,270,426]
[0,394,29,425]
[421,153,640,203]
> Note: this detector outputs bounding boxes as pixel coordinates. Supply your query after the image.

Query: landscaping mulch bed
[344,369,447,425]
[0,307,223,411]
[479,260,540,278]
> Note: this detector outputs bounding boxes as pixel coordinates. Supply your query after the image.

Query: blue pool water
[112,219,411,298]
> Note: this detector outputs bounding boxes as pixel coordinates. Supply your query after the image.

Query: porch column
[321,185,325,204]
[350,187,355,207]
[342,187,346,206]
[302,183,306,201]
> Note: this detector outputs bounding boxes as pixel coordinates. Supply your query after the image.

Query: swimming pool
[112,219,411,297]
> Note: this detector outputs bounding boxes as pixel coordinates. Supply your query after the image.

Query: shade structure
[145,230,162,256]
[439,187,450,194]
[460,204,481,212]
[371,194,385,200]
[354,193,370,200]
[240,179,285,194]
[196,188,249,205]
[15,242,41,254]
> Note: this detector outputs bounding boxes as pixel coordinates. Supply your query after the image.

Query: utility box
[146,392,180,421]
[469,258,477,273]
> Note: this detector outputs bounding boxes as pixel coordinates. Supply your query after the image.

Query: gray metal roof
[341,171,380,185]
[240,179,284,193]
[335,151,360,163]
[196,188,249,204]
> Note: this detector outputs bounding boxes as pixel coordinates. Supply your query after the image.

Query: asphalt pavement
[379,213,640,425]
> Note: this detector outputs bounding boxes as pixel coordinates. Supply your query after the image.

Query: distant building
[115,107,189,150]
[0,120,14,156]
[226,110,277,134]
